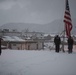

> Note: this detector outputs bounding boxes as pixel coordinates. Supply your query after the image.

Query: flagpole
[62,0,66,52]
[62,0,67,52]
[62,26,65,52]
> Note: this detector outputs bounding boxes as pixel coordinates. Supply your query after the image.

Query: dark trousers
[0,39,1,55]
[55,45,60,52]
[0,49,1,55]
[68,49,72,53]
[68,45,73,53]
[0,43,1,55]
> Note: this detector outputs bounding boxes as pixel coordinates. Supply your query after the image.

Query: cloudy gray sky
[0,0,76,26]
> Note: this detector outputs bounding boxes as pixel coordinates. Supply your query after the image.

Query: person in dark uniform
[0,38,1,55]
[67,36,74,53]
[54,35,61,53]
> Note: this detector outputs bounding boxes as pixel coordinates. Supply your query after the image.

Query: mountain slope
[0,19,76,34]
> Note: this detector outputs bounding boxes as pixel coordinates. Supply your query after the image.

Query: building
[22,31,44,40]
[0,29,44,50]
[1,36,44,50]
[0,29,22,37]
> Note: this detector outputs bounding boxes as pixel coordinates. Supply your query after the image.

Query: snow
[3,36,15,41]
[2,36,25,42]
[0,49,76,75]
[12,36,25,41]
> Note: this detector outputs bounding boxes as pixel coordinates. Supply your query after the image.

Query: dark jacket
[67,37,73,45]
[54,35,61,45]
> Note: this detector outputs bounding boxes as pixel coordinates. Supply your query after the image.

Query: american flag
[64,0,72,37]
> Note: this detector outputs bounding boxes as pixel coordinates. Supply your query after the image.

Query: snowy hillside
[0,49,76,75]
[0,19,76,34]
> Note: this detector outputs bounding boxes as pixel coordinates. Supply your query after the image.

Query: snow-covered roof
[12,36,25,41]
[2,36,25,42]
[43,34,50,37]
[3,36,15,41]
[44,34,55,37]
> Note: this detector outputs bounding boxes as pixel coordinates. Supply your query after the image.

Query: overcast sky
[0,0,76,26]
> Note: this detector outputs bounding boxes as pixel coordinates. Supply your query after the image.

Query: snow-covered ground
[0,49,76,75]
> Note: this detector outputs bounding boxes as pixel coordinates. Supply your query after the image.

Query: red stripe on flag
[64,15,71,21]
[65,11,70,16]
[64,20,72,25]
